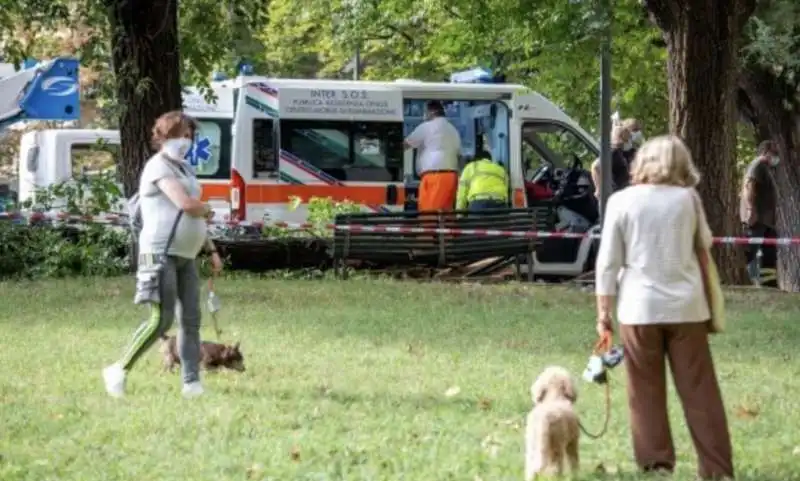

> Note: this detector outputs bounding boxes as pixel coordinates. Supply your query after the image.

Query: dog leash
[206,275,223,340]
[578,332,613,439]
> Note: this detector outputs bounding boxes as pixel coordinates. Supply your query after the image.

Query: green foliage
[304,196,362,230]
[260,196,363,239]
[179,0,270,89]
[0,175,130,279]
[0,221,130,279]
[257,0,669,137]
[18,170,123,215]
[743,0,800,79]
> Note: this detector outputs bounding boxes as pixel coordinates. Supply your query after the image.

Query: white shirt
[405,116,461,174]
[138,154,207,259]
[595,184,712,325]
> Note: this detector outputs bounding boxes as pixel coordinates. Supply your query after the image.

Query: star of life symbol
[185,136,212,166]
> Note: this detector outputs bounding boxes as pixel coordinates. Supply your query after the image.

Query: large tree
[644,0,757,284]
[105,0,183,195]
[737,0,800,291]
[107,0,268,194]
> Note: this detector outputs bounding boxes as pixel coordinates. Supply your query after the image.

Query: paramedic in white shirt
[403,101,462,211]
[594,135,733,480]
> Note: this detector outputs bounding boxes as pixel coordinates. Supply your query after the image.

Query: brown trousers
[620,322,734,480]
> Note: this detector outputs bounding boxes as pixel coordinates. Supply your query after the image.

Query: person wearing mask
[740,140,779,284]
[404,101,462,211]
[455,150,509,211]
[595,135,733,480]
[103,111,223,399]
[621,118,645,161]
[591,124,633,198]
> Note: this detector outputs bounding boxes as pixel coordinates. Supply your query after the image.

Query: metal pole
[353,44,361,80]
[598,0,613,222]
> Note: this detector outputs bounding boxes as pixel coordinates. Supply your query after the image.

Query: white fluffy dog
[525,366,580,479]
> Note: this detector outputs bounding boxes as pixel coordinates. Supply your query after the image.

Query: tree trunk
[646,0,755,285]
[106,0,183,196]
[739,67,800,292]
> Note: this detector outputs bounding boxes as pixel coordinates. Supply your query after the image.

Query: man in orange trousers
[404,101,462,211]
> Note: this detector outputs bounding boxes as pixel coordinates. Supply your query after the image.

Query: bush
[2,173,366,278]
[1,173,131,279]
[0,222,131,279]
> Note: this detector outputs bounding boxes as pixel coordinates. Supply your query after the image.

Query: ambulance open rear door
[230,83,280,222]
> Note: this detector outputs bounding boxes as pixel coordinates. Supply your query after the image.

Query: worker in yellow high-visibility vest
[455,150,510,211]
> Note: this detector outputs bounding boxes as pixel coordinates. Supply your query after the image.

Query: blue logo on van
[41,76,79,97]
[186,136,212,166]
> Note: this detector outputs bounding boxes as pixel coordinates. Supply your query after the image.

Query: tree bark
[106,0,183,196]
[739,67,800,292]
[646,0,756,284]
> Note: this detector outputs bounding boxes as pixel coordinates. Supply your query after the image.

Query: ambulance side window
[279,119,404,182]
[253,119,276,177]
[70,141,118,179]
[521,121,596,178]
[194,119,231,180]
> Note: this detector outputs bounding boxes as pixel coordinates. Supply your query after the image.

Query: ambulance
[189,69,598,225]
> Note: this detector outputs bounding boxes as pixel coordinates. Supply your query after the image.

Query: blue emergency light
[237,61,254,76]
[450,67,506,84]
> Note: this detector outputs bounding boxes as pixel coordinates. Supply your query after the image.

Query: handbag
[691,191,726,334]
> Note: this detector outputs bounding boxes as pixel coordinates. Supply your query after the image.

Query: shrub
[2,172,365,278]
[1,173,130,279]
[0,222,131,279]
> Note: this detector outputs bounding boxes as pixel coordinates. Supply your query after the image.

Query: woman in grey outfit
[103,111,222,398]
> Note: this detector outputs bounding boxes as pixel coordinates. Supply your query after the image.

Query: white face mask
[769,155,780,167]
[623,140,634,151]
[631,130,645,145]
[162,138,192,161]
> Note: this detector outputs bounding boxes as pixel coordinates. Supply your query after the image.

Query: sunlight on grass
[1,278,799,480]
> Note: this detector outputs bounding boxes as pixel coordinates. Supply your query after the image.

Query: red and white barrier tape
[1,211,799,246]
[335,225,800,245]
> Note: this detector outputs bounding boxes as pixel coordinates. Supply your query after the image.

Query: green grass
[1,277,799,481]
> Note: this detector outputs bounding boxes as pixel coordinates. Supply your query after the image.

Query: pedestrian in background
[740,140,779,285]
[591,124,633,197]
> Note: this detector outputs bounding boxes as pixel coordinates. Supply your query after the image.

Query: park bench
[332,205,555,280]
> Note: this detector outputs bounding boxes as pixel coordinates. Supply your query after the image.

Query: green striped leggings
[118,256,202,384]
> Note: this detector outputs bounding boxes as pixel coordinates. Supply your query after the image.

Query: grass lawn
[1,277,799,481]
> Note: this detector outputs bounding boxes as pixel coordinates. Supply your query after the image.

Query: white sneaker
[182,381,204,398]
[102,363,126,398]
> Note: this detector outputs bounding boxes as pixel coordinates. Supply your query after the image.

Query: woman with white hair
[594,135,733,479]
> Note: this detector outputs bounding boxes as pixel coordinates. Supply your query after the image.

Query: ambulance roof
[222,76,531,100]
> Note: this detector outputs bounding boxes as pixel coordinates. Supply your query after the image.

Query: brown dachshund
[159,335,245,373]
